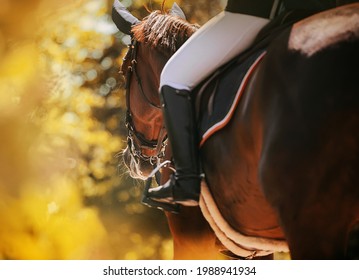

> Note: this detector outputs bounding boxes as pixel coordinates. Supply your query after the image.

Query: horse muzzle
[122,146,154,180]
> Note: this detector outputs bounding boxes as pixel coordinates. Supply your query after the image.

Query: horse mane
[131,11,199,56]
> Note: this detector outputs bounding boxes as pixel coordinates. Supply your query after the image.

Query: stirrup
[142,176,180,214]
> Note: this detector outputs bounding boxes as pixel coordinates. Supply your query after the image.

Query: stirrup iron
[142,177,180,214]
[141,161,180,214]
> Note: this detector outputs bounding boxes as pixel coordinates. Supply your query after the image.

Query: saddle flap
[195,49,266,147]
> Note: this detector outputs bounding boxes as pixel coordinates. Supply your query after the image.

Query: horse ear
[112,0,140,35]
[170,2,186,20]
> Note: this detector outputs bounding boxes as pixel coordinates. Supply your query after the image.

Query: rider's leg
[148,86,201,206]
[160,11,269,91]
[147,11,269,207]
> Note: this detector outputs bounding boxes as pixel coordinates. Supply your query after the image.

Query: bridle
[123,38,168,165]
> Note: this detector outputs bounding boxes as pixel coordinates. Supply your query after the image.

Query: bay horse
[114,2,359,259]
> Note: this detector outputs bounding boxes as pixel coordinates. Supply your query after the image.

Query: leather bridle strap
[124,38,167,164]
[125,39,161,110]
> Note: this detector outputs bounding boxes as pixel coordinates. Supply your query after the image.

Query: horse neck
[139,43,169,91]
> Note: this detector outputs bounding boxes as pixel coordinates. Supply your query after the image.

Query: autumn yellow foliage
[0,0,175,260]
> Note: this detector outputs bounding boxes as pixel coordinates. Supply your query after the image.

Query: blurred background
[0,0,225,259]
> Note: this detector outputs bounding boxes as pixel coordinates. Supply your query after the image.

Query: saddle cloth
[199,180,289,258]
[195,49,266,147]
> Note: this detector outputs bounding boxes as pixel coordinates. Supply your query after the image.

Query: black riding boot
[147,85,201,207]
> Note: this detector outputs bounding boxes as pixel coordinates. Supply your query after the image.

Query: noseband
[123,39,167,165]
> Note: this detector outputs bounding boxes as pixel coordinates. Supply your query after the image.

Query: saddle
[195,9,317,147]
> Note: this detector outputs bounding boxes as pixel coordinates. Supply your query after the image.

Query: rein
[124,39,168,165]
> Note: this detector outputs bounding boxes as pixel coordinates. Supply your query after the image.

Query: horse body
[256,11,359,258]
[117,3,359,259]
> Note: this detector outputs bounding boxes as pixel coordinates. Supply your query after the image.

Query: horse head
[112,1,198,179]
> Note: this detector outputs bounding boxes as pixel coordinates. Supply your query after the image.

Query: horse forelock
[132,11,198,56]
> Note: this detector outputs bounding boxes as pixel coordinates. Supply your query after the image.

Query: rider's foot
[148,174,200,207]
